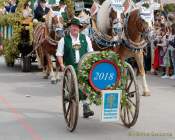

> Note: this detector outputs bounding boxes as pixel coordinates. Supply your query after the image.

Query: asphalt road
[0,56,175,140]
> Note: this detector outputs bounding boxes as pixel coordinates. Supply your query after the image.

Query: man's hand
[60,64,65,72]
[43,15,46,19]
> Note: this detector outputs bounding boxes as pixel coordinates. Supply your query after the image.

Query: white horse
[96,0,126,40]
[92,0,154,96]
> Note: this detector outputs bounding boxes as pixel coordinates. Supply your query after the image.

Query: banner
[101,90,121,122]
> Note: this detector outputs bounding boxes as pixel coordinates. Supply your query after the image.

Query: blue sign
[89,60,120,91]
[101,90,121,122]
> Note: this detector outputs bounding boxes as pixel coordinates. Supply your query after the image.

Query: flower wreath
[78,51,127,105]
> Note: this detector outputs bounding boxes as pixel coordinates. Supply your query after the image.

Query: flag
[90,2,100,16]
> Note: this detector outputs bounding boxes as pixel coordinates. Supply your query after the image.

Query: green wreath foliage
[0,0,26,63]
[78,51,127,105]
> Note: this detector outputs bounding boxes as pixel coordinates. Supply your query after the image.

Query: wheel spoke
[127,91,136,98]
[71,101,76,126]
[128,91,136,94]
[126,79,133,91]
[65,102,71,119]
[64,88,69,97]
[126,105,131,124]
[68,103,73,127]
[123,106,126,123]
[65,76,71,93]
[65,102,71,118]
[127,102,135,119]
[127,97,136,108]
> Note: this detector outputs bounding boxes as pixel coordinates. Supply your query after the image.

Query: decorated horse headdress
[96,0,127,39]
[45,10,64,40]
[123,3,154,52]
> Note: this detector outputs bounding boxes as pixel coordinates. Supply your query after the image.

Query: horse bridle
[122,10,149,52]
[137,11,150,40]
[109,4,124,36]
[125,10,150,40]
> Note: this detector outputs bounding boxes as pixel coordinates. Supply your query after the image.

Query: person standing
[169,24,175,80]
[34,0,50,22]
[56,18,94,118]
[4,0,17,13]
[23,2,33,19]
[58,0,68,22]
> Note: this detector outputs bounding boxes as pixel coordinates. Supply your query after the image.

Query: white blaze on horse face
[110,0,125,37]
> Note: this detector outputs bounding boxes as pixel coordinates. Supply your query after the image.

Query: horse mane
[126,9,143,42]
[45,11,53,32]
[96,0,111,34]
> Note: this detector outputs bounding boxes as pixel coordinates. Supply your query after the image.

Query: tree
[164,3,175,13]
[64,0,74,19]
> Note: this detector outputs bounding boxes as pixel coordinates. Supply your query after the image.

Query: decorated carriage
[61,0,160,131]
[62,51,139,132]
[0,0,36,72]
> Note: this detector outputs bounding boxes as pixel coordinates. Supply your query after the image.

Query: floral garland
[0,0,26,64]
[78,51,127,105]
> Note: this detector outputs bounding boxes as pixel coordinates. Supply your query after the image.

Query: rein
[90,28,122,49]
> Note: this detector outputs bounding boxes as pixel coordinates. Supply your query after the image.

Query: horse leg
[47,55,57,84]
[135,53,150,96]
[43,54,50,79]
[35,48,42,69]
[55,60,61,82]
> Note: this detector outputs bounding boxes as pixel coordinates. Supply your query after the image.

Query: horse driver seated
[34,0,50,22]
[56,18,94,118]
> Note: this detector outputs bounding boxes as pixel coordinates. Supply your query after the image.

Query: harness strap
[123,9,148,52]
[90,28,121,49]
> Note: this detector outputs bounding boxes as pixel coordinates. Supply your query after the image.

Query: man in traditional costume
[56,18,94,118]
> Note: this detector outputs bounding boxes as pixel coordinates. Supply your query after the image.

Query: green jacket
[63,33,88,71]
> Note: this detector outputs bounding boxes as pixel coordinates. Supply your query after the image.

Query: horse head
[97,0,125,39]
[46,11,64,40]
[126,7,153,44]
[109,0,125,37]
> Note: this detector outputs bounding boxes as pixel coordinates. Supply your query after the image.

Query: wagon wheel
[120,62,140,128]
[62,65,79,132]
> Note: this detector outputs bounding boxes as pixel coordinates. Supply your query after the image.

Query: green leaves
[0,0,26,63]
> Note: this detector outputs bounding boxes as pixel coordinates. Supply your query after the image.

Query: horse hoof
[38,66,42,69]
[51,80,57,84]
[142,92,151,96]
[56,78,61,82]
[43,76,49,79]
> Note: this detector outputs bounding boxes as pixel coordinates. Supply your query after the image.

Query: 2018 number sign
[89,60,120,92]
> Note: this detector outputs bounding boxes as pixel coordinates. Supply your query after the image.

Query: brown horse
[33,11,64,84]
[91,1,152,96]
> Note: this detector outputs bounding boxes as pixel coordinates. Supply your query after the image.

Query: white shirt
[60,5,66,13]
[56,33,93,63]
